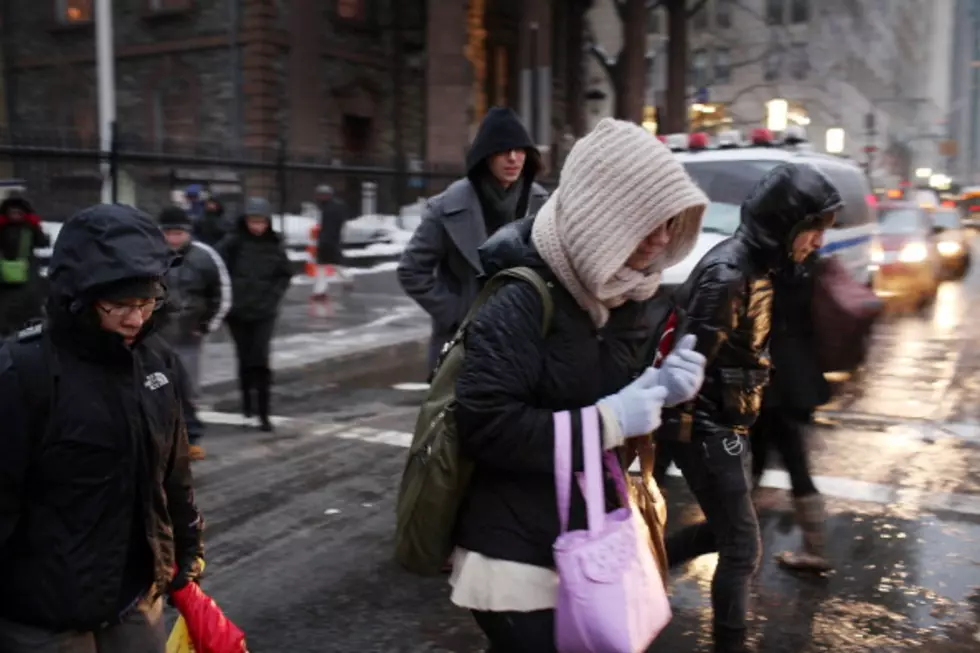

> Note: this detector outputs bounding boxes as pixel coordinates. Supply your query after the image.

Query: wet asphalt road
[190,264,980,652]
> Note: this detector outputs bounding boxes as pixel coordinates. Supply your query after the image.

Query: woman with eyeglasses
[216,196,294,431]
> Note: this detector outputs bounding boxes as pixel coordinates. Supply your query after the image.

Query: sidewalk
[200,278,430,393]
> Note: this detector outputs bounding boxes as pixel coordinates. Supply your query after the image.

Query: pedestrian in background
[449,118,708,651]
[194,197,229,247]
[0,194,49,336]
[217,196,293,431]
[751,249,833,571]
[398,106,549,373]
[311,184,351,308]
[659,162,842,653]
[157,206,233,461]
[0,204,204,653]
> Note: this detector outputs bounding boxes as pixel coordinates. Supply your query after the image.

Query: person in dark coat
[0,204,204,653]
[750,250,832,571]
[0,195,50,336]
[157,206,233,461]
[311,184,351,304]
[397,107,550,372]
[450,119,708,651]
[193,197,229,247]
[659,162,843,653]
[217,196,293,431]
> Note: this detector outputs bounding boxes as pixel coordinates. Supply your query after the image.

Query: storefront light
[825,128,845,154]
[766,99,788,131]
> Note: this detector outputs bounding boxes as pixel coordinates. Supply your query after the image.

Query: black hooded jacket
[398,108,549,354]
[0,204,204,631]
[216,214,293,322]
[660,163,843,442]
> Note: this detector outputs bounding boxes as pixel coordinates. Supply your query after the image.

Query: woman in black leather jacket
[659,162,843,653]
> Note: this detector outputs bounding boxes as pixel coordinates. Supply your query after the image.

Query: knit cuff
[597,403,625,451]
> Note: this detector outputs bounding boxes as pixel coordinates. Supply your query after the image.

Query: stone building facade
[0,0,589,218]
[0,0,427,216]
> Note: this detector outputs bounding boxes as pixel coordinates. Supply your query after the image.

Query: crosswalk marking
[196,412,980,518]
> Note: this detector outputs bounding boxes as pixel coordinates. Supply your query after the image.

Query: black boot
[255,368,274,432]
[239,368,254,420]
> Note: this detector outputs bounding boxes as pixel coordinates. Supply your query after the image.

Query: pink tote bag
[553,406,672,653]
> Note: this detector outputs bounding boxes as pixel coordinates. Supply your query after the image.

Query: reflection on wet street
[187,258,980,652]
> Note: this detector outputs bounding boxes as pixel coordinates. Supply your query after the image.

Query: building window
[790,0,809,24]
[691,48,709,88]
[336,0,365,21]
[790,43,809,79]
[764,45,782,81]
[58,0,93,23]
[715,0,732,29]
[766,0,783,25]
[714,48,731,83]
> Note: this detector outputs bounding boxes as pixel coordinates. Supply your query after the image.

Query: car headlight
[870,245,885,263]
[898,241,929,263]
[937,240,962,256]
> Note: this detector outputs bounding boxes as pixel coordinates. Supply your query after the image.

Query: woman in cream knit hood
[449,118,708,651]
[531,117,706,326]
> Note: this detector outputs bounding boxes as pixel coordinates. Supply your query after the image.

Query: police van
[662,126,878,289]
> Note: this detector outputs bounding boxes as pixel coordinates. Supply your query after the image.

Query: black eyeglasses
[96,298,163,319]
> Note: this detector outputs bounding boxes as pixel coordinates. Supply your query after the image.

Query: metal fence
[0,128,493,222]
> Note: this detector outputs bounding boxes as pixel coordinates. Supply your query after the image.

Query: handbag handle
[554,407,632,537]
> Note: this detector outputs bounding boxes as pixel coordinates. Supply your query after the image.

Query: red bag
[170,581,248,653]
[812,256,882,373]
[653,310,679,369]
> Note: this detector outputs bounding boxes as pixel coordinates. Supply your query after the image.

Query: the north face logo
[144,372,169,391]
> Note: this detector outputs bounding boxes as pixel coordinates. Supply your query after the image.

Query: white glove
[659,334,706,407]
[597,368,669,439]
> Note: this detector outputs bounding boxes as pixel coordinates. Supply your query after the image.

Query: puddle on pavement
[663,482,980,646]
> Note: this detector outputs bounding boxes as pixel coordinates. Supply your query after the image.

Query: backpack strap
[458,266,556,337]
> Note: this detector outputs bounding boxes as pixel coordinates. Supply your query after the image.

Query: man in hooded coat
[397,107,549,372]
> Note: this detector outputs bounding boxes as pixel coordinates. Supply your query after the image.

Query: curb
[200,329,429,396]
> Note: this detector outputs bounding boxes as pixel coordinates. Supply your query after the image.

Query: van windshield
[702,202,741,235]
[682,160,782,205]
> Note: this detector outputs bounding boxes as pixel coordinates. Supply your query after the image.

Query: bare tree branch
[686,0,709,19]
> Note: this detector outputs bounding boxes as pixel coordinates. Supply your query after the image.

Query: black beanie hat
[158,206,193,231]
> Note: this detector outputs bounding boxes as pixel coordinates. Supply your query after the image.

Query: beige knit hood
[531,118,708,327]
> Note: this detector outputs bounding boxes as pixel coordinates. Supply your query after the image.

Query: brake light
[865,194,878,208]
[750,128,773,145]
[689,132,709,150]
[971,205,980,212]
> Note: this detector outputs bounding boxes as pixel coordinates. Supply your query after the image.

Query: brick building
[0,0,590,218]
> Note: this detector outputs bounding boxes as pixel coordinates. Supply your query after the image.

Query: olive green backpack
[393,266,555,575]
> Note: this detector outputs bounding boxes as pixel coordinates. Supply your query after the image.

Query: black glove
[169,556,205,594]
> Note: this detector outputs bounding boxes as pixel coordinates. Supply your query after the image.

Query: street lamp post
[95,0,116,204]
